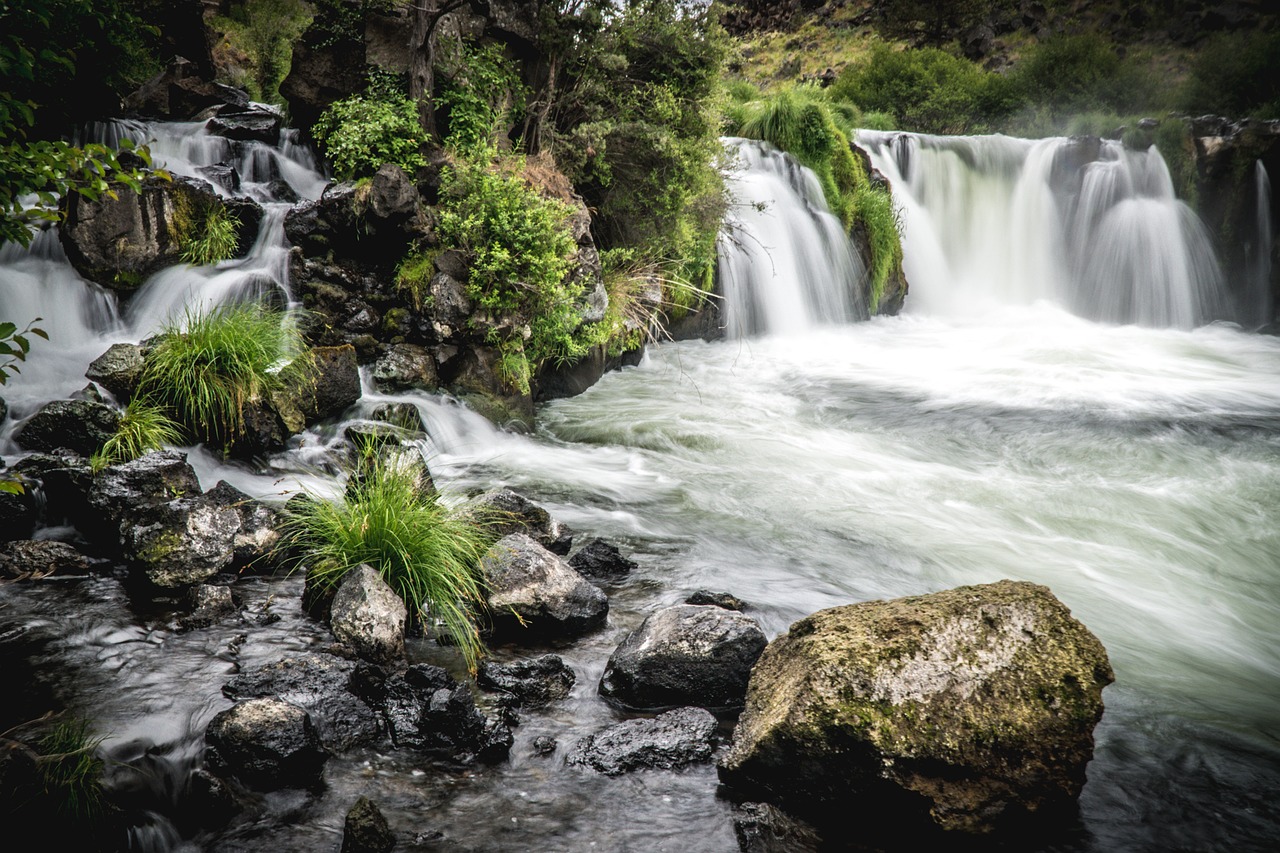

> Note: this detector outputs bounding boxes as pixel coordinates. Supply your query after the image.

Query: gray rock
[120,491,239,587]
[206,108,282,144]
[716,580,1115,838]
[330,565,407,664]
[567,707,717,776]
[203,480,281,571]
[88,451,201,526]
[477,655,575,707]
[204,698,328,791]
[342,796,395,853]
[13,399,120,456]
[367,163,418,220]
[182,584,237,628]
[685,590,746,611]
[195,162,240,194]
[469,489,570,554]
[569,538,636,579]
[272,344,362,435]
[0,540,91,580]
[124,57,249,118]
[372,344,439,394]
[377,665,513,762]
[223,654,381,752]
[481,534,608,639]
[370,402,426,433]
[599,604,766,713]
[86,343,145,402]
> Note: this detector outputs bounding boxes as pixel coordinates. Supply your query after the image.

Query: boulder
[86,343,145,402]
[568,538,636,579]
[376,664,513,763]
[12,399,119,456]
[9,449,93,525]
[685,590,747,611]
[224,654,381,752]
[203,480,281,571]
[566,707,717,776]
[204,698,328,791]
[716,581,1115,839]
[205,108,282,144]
[120,491,239,587]
[0,540,91,580]
[477,655,576,707]
[480,534,608,639]
[181,584,237,629]
[0,486,39,543]
[732,802,822,853]
[330,565,407,665]
[469,489,571,554]
[342,796,395,853]
[195,163,240,194]
[124,57,249,119]
[599,604,766,713]
[371,343,439,394]
[370,402,426,433]
[86,450,202,530]
[272,344,362,434]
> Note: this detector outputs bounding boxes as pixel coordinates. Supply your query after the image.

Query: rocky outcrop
[480,533,608,640]
[717,580,1114,840]
[330,565,407,664]
[204,698,329,791]
[86,450,202,530]
[375,664,513,763]
[477,655,576,708]
[124,57,248,119]
[566,707,718,776]
[599,604,767,713]
[12,399,119,456]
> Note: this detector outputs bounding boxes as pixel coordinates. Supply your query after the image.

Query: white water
[858,131,1229,327]
[1250,160,1274,327]
[717,138,867,336]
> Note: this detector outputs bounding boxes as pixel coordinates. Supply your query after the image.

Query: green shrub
[313,71,426,181]
[181,204,241,266]
[438,39,525,155]
[1180,30,1280,119]
[437,153,583,384]
[853,183,903,312]
[90,400,184,472]
[1009,34,1164,116]
[211,0,312,104]
[280,455,496,670]
[394,247,438,311]
[138,303,302,449]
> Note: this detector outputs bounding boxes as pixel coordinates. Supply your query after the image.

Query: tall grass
[138,303,302,449]
[35,717,107,822]
[280,456,497,671]
[181,205,241,266]
[90,399,184,472]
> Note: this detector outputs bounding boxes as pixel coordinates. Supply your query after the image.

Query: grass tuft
[181,204,241,266]
[90,400,184,472]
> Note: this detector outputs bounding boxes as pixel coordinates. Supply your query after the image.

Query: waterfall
[859,131,1228,328]
[717,138,868,337]
[1249,160,1274,327]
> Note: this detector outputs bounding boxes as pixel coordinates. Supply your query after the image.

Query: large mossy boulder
[717,580,1114,840]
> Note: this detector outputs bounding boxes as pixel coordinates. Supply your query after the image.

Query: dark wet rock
[535,343,646,402]
[378,665,512,762]
[566,707,717,776]
[532,735,557,756]
[371,402,426,433]
[196,162,241,194]
[732,802,822,853]
[717,580,1115,839]
[0,540,91,580]
[224,654,381,752]
[568,538,637,579]
[480,534,608,640]
[86,343,145,402]
[469,489,571,554]
[279,31,366,134]
[342,795,395,853]
[0,487,39,543]
[450,344,535,428]
[206,108,282,144]
[87,450,202,530]
[184,768,241,831]
[120,490,239,587]
[285,182,361,258]
[599,604,766,713]
[61,175,250,290]
[477,655,575,708]
[330,565,407,664]
[204,698,328,791]
[124,57,249,119]
[181,584,237,629]
[203,480,281,571]
[686,590,747,611]
[272,344,362,435]
[9,449,93,525]
[12,399,119,456]
[372,344,439,394]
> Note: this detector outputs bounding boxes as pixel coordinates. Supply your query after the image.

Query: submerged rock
[481,534,608,639]
[204,698,328,791]
[716,580,1114,839]
[330,565,407,665]
[566,707,718,776]
[568,538,636,579]
[599,604,766,713]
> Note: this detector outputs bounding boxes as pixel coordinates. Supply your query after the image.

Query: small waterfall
[1248,160,1274,327]
[860,131,1228,328]
[717,138,867,337]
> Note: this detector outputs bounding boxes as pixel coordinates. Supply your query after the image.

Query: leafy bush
[313,71,426,181]
[90,400,184,472]
[438,39,525,155]
[180,204,241,266]
[437,153,583,389]
[1009,34,1164,116]
[212,0,312,104]
[1181,30,1280,119]
[280,455,496,670]
[137,303,302,449]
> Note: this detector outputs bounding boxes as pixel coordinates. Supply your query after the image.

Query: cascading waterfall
[1250,159,1274,326]
[859,131,1228,328]
[717,138,867,337]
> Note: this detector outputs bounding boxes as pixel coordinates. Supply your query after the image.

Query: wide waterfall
[1,120,1278,853]
[859,131,1229,328]
[717,138,867,336]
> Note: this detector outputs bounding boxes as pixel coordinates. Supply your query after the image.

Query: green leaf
[0,322,16,338]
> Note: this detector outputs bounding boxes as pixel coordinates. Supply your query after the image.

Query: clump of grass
[853,184,904,313]
[90,400,184,472]
[181,205,241,266]
[138,302,302,449]
[279,456,497,671]
[34,718,107,822]
[394,246,439,312]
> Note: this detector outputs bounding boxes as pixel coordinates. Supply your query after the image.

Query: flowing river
[0,124,1277,851]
